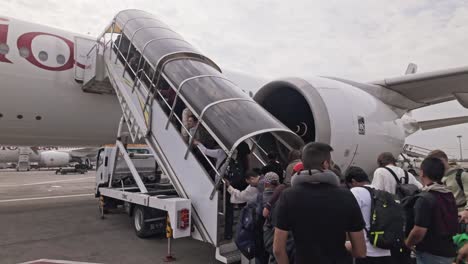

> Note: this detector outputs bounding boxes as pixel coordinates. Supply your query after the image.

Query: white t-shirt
[197,143,226,170]
[372,165,422,194]
[350,185,391,257]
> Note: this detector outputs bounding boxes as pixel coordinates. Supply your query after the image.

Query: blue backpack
[235,202,258,259]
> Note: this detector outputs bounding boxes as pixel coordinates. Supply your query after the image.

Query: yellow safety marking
[166,215,173,238]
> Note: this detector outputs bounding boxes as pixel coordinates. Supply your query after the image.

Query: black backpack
[226,159,247,190]
[455,169,466,191]
[362,186,405,249]
[235,202,258,259]
[384,167,420,201]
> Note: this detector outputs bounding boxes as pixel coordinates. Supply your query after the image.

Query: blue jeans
[416,251,453,264]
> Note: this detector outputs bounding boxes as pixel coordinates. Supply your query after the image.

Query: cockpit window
[0,43,9,55]
[18,47,30,58]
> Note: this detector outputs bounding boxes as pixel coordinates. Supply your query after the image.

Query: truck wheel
[133,206,153,238]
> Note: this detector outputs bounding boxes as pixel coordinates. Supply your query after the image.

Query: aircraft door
[74,36,98,82]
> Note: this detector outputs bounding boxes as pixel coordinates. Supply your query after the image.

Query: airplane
[0,146,97,169]
[0,13,468,175]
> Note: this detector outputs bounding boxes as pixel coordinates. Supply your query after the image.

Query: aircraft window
[38,51,48,62]
[35,116,42,121]
[0,43,9,55]
[0,113,3,118]
[18,47,30,58]
[17,115,23,119]
[56,54,65,65]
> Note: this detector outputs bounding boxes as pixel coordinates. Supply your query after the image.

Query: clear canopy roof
[112,10,304,152]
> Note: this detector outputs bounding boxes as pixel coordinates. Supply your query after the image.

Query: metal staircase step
[82,78,114,94]
[216,242,241,264]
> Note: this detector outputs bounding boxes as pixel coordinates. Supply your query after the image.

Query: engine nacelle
[254,77,406,175]
[39,151,71,167]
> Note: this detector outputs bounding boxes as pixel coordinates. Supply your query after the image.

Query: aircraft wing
[372,66,468,110]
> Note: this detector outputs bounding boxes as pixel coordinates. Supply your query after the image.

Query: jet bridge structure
[77,9,303,263]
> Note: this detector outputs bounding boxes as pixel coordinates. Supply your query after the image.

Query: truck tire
[133,206,153,238]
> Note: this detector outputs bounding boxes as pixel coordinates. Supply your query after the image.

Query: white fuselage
[0,16,407,174]
[0,17,121,146]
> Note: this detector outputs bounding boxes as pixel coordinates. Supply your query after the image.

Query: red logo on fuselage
[0,21,84,71]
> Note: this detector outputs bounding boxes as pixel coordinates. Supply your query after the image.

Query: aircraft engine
[253,77,407,174]
[39,151,71,167]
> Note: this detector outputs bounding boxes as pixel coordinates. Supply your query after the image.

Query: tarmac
[0,169,218,264]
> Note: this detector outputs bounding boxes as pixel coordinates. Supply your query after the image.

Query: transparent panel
[179,78,248,115]
[202,100,301,150]
[144,39,196,67]
[122,18,169,40]
[115,10,154,28]
[132,28,183,51]
[164,59,222,87]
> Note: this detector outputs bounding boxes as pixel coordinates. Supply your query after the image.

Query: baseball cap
[293,162,304,173]
[264,172,279,184]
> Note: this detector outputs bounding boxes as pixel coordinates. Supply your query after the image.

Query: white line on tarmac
[0,193,93,203]
[0,177,94,187]
[20,258,101,264]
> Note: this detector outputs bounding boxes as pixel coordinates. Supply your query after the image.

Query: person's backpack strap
[361,186,375,234]
[403,170,409,184]
[456,169,465,192]
[383,167,401,185]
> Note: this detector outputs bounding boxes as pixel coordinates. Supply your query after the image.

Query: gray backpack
[383,167,420,201]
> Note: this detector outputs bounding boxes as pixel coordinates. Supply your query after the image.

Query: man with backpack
[405,157,458,264]
[273,142,366,264]
[372,152,422,199]
[345,166,402,264]
[223,142,251,240]
[234,171,268,263]
[427,150,468,222]
[227,170,263,204]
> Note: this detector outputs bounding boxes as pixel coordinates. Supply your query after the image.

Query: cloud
[1,0,468,156]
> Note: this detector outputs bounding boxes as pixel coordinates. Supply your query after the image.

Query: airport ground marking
[0,177,94,187]
[20,259,101,264]
[0,193,93,203]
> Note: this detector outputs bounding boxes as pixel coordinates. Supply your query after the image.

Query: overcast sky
[2,0,468,157]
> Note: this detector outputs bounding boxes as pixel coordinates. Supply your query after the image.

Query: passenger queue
[222,143,467,264]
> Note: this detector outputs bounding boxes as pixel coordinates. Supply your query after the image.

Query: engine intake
[254,78,331,145]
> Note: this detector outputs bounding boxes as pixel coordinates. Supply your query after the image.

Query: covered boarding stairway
[77,9,304,263]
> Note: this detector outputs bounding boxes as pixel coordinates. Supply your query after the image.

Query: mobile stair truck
[81,9,303,263]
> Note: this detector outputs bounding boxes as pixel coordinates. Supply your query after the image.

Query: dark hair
[236,142,251,174]
[377,152,397,167]
[244,170,259,180]
[288,149,301,163]
[345,166,370,184]
[427,150,449,162]
[302,142,333,170]
[267,151,278,161]
[421,157,445,183]
[252,168,262,175]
